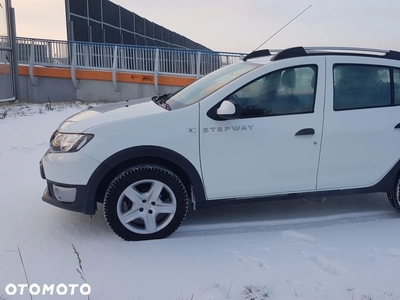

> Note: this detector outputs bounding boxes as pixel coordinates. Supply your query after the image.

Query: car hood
[58,98,166,133]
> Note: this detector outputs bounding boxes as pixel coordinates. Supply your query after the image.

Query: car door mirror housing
[216,100,241,119]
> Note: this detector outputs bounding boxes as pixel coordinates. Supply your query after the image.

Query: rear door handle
[295,128,315,136]
[395,123,400,129]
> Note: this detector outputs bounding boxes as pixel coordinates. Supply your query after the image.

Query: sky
[6,0,400,53]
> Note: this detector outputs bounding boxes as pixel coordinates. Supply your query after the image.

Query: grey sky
[9,0,400,53]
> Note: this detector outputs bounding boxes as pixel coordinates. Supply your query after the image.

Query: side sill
[195,188,385,209]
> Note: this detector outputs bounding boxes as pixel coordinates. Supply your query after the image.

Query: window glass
[394,68,400,105]
[167,62,262,110]
[228,65,317,118]
[333,65,391,110]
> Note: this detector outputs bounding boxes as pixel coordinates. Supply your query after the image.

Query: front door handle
[295,128,315,136]
[395,123,400,129]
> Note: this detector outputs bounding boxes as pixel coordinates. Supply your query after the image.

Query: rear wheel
[387,174,400,212]
[104,165,188,241]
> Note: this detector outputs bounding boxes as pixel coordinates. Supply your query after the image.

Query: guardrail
[11,36,245,75]
[0,36,246,93]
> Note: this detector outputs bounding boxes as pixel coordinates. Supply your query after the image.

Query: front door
[200,58,326,200]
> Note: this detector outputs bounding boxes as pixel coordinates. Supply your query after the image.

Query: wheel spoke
[148,181,164,203]
[123,187,142,205]
[113,177,181,237]
[153,202,176,214]
[119,208,142,224]
[144,213,157,233]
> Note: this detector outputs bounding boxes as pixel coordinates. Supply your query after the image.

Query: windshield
[167,62,262,110]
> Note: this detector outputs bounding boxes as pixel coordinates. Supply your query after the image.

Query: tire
[387,174,400,212]
[104,165,188,241]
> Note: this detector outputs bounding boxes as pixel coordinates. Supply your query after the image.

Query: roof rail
[271,46,400,61]
[380,50,400,60]
[271,46,307,61]
[243,49,272,61]
[243,49,284,61]
[305,46,390,54]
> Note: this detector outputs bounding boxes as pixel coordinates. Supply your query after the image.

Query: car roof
[243,46,400,63]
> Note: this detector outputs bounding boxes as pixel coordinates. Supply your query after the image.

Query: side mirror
[216,100,241,120]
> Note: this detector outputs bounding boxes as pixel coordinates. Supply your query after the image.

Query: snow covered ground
[1,102,400,300]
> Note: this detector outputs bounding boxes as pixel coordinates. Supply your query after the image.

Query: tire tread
[104,164,188,241]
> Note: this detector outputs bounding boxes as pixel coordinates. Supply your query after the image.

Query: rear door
[317,56,400,190]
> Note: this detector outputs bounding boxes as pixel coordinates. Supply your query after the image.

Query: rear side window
[394,68,400,105]
[333,65,391,110]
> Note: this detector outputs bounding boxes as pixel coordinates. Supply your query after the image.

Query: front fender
[85,146,207,213]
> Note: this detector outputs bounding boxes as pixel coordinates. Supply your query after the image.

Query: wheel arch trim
[86,146,206,213]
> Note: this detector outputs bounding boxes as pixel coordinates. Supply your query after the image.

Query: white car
[40,46,400,241]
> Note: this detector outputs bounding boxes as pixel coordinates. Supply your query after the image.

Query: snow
[1,103,400,300]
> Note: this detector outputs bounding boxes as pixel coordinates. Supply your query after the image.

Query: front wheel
[387,174,400,212]
[104,165,188,241]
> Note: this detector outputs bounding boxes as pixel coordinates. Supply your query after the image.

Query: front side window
[167,62,262,110]
[227,65,317,118]
[333,65,391,110]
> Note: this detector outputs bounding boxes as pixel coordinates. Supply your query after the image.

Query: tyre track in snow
[174,212,399,238]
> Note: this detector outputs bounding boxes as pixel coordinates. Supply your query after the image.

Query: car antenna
[253,5,312,52]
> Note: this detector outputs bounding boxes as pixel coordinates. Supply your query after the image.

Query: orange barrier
[0,64,11,74]
[17,65,196,87]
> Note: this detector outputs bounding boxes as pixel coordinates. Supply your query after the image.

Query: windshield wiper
[152,93,171,111]
[152,93,171,103]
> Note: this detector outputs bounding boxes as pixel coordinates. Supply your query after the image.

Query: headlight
[50,132,94,153]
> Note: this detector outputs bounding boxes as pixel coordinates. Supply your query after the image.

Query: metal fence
[0,0,20,102]
[11,36,245,77]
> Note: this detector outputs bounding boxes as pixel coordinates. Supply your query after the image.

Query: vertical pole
[65,0,72,41]
[0,0,18,102]
[154,48,160,95]
[120,47,126,70]
[84,44,89,67]
[71,43,79,89]
[68,21,74,66]
[196,51,201,79]
[29,42,37,86]
[47,41,53,65]
[112,45,119,91]
[9,3,19,100]
[190,53,195,75]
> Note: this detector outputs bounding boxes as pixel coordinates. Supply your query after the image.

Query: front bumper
[39,152,102,215]
[42,181,95,214]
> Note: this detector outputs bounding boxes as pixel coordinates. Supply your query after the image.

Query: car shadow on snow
[179,193,397,234]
